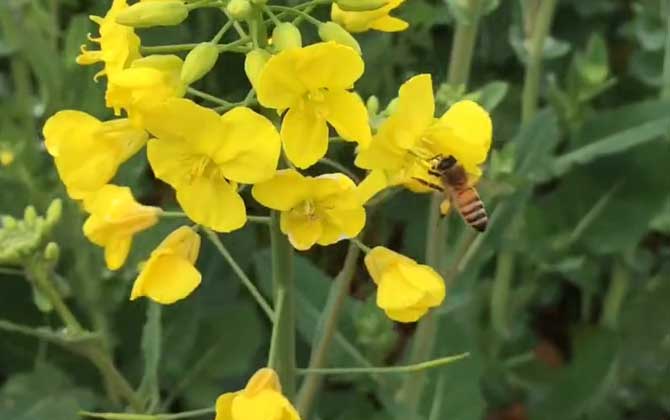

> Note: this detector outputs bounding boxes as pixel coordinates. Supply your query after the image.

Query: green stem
[521,0,558,122]
[399,0,482,413]
[349,237,372,254]
[318,158,360,182]
[661,0,670,99]
[0,266,24,276]
[268,5,322,25]
[268,211,296,397]
[211,20,233,44]
[79,407,214,420]
[204,228,275,322]
[295,242,361,417]
[296,353,468,375]
[140,38,250,54]
[186,87,232,107]
[490,0,558,343]
[26,264,83,334]
[600,260,629,329]
[491,250,513,338]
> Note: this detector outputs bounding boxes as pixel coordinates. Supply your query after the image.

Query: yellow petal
[146,137,194,188]
[364,246,414,283]
[256,48,306,110]
[296,42,364,92]
[231,390,291,420]
[214,393,236,420]
[251,169,311,211]
[381,74,435,149]
[323,90,371,147]
[176,177,246,232]
[397,263,446,307]
[435,100,492,170]
[384,306,428,323]
[244,368,282,396]
[155,226,201,264]
[355,170,389,204]
[245,48,271,92]
[43,110,100,157]
[130,253,202,304]
[281,210,323,251]
[142,98,225,155]
[318,206,366,245]
[104,237,132,270]
[354,132,407,170]
[369,15,408,32]
[214,107,281,184]
[281,106,329,169]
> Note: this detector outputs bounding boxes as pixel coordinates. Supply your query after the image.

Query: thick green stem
[600,260,629,329]
[521,0,558,122]
[399,3,482,410]
[295,242,361,417]
[268,211,296,397]
[661,0,670,99]
[491,0,558,342]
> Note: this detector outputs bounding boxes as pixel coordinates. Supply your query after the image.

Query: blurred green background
[2,0,670,419]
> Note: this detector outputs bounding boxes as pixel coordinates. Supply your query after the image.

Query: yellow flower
[364,246,445,322]
[106,54,187,122]
[252,169,366,250]
[43,111,148,199]
[355,74,492,195]
[332,0,408,33]
[143,98,280,232]
[76,0,141,80]
[83,184,160,270]
[130,225,201,304]
[0,150,14,167]
[256,42,371,169]
[215,368,300,420]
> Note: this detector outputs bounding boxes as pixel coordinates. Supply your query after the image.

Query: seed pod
[181,42,220,84]
[272,22,302,51]
[116,1,189,28]
[318,22,361,55]
[335,0,389,11]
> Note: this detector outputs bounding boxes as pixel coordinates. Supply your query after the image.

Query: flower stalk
[399,0,482,412]
[268,211,296,397]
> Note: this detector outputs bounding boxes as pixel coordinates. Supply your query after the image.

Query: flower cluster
[42,0,492,328]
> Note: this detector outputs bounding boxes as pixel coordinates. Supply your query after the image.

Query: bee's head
[436,156,457,171]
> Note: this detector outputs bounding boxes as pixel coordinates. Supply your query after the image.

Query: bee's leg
[428,169,442,177]
[412,177,444,192]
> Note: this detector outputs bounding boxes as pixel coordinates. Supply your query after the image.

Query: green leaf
[137,302,161,412]
[513,109,560,182]
[0,363,96,420]
[551,115,670,177]
[528,328,619,420]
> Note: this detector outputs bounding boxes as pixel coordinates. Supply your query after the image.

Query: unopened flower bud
[245,49,271,91]
[366,95,379,115]
[318,22,361,55]
[116,1,189,28]
[335,0,390,11]
[24,206,37,225]
[272,22,302,51]
[181,42,219,84]
[226,0,252,20]
[2,216,17,228]
[46,199,62,226]
[44,242,60,263]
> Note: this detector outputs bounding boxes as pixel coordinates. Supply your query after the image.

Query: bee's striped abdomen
[454,187,488,232]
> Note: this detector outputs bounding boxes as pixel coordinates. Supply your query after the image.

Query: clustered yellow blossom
[42,0,492,327]
[215,368,300,420]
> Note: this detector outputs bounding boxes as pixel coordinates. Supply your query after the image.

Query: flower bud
[44,242,60,263]
[116,1,189,28]
[24,206,37,225]
[46,198,62,227]
[226,0,252,20]
[335,0,390,11]
[181,42,219,84]
[2,216,17,229]
[245,49,271,91]
[0,150,14,166]
[318,22,361,55]
[272,22,302,51]
[366,95,379,116]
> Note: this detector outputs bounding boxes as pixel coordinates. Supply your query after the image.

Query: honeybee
[413,154,488,232]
